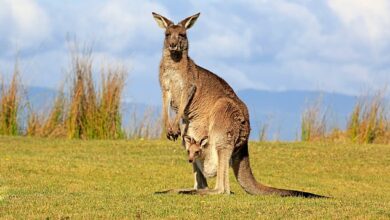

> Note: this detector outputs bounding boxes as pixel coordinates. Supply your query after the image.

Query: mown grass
[0,136,389,219]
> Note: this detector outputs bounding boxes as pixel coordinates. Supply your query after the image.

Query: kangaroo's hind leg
[214,143,234,194]
[194,99,237,195]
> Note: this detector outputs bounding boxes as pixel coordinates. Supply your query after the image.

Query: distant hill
[237,89,357,140]
[23,87,358,140]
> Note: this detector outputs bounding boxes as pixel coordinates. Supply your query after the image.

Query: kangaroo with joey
[153,12,327,198]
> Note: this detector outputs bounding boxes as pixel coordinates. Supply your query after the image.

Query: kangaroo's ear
[200,136,208,148]
[152,12,173,29]
[179,13,200,30]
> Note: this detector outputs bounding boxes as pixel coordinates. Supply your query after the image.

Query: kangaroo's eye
[165,33,171,37]
[179,33,186,38]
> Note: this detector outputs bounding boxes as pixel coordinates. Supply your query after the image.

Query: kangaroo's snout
[169,43,178,51]
[188,148,200,164]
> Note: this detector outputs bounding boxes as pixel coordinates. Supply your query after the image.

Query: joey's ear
[179,13,200,30]
[152,12,173,29]
[183,135,192,144]
[200,136,208,148]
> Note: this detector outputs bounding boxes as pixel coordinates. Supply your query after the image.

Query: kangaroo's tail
[231,143,328,198]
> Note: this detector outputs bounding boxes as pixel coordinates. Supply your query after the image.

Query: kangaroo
[153,12,327,198]
[152,12,199,141]
[183,135,208,163]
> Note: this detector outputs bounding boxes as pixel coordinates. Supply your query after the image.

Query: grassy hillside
[0,137,389,219]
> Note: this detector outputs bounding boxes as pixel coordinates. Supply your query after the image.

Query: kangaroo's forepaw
[166,126,180,141]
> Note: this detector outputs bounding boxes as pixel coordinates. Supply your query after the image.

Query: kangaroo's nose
[188,159,193,163]
[170,43,177,48]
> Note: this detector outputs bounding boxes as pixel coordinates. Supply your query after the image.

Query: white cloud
[328,0,390,45]
[230,0,390,95]
[97,0,168,52]
[192,29,253,59]
[0,0,51,53]
[282,60,373,94]
[212,63,268,91]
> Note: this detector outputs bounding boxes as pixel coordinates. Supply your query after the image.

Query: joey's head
[183,135,208,163]
[152,12,200,61]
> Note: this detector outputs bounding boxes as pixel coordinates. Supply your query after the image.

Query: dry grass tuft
[301,90,390,144]
[0,65,20,135]
[66,48,127,139]
[26,45,127,140]
[301,97,328,141]
[127,107,162,139]
[26,88,67,138]
[347,91,389,144]
[258,119,269,142]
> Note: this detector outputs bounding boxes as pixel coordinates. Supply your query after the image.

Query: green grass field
[0,136,389,219]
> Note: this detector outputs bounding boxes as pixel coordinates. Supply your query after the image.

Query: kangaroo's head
[183,135,208,163]
[152,12,200,61]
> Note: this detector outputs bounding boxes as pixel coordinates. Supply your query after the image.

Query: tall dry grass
[98,68,126,139]
[26,47,127,140]
[127,107,162,139]
[258,122,269,142]
[66,50,94,139]
[0,66,20,136]
[1,45,163,140]
[347,91,389,144]
[301,98,328,141]
[66,49,127,139]
[257,116,272,142]
[26,89,67,138]
[301,90,390,144]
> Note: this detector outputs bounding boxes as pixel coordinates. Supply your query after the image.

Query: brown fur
[153,12,327,198]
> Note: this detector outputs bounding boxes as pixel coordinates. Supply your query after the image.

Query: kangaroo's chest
[161,68,185,108]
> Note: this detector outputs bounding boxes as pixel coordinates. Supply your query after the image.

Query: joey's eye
[165,33,171,37]
[179,33,186,38]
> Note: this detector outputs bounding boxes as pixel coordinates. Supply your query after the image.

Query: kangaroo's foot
[155,188,234,195]
[154,188,200,194]
[181,188,233,195]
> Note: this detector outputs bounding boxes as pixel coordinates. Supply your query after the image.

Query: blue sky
[0,0,389,105]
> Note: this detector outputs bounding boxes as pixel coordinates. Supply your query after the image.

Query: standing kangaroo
[153,12,326,197]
